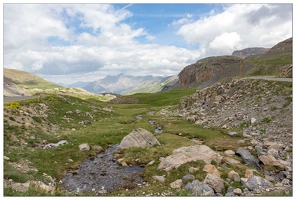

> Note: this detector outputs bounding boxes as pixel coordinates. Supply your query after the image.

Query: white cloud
[3,4,292,85]
[176,4,292,57]
[209,32,242,55]
[4,4,202,85]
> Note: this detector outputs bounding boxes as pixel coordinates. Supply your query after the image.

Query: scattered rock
[182,174,195,184]
[4,156,10,161]
[119,128,160,149]
[43,140,68,149]
[236,148,261,170]
[245,169,254,178]
[243,175,274,191]
[251,118,257,124]
[185,179,215,196]
[224,150,235,155]
[228,170,240,182]
[79,143,90,151]
[203,174,225,193]
[188,167,200,173]
[203,164,220,177]
[228,132,238,137]
[233,188,242,195]
[152,175,165,183]
[158,145,222,171]
[92,145,104,153]
[83,120,91,125]
[170,179,183,188]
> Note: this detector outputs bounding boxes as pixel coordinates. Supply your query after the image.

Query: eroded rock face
[119,128,160,149]
[158,145,222,171]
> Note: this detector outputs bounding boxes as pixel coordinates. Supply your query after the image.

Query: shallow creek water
[61,144,144,195]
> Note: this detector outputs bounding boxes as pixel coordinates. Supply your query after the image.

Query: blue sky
[3,3,293,84]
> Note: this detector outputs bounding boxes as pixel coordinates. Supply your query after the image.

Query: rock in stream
[61,144,144,195]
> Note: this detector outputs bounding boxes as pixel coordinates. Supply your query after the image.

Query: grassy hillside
[4,68,61,90]
[3,89,246,196]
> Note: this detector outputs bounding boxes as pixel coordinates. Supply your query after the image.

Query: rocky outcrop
[232,47,269,58]
[119,128,160,149]
[157,145,222,171]
[178,56,241,88]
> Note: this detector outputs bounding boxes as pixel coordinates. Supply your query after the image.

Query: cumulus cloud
[176,4,292,57]
[3,4,292,85]
[4,4,201,84]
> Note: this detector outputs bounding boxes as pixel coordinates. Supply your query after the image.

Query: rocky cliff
[164,37,292,92]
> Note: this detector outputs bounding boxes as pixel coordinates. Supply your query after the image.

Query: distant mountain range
[69,73,177,95]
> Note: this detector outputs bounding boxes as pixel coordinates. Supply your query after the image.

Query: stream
[61,144,145,195]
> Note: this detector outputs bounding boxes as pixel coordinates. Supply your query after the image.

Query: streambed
[61,144,145,195]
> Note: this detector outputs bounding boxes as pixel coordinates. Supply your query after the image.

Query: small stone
[228,132,238,137]
[79,143,90,151]
[4,156,10,161]
[224,150,235,155]
[182,174,195,184]
[170,179,183,188]
[188,167,199,173]
[152,175,165,183]
[233,188,242,195]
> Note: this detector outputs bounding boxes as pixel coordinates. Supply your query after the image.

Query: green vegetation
[1,88,281,196]
[247,55,292,76]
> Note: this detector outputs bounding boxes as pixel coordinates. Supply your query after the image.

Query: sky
[2,1,293,85]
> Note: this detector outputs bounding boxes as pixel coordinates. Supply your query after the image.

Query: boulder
[185,180,215,196]
[203,174,225,193]
[259,155,292,170]
[119,128,160,149]
[236,148,261,170]
[158,145,222,171]
[243,175,274,191]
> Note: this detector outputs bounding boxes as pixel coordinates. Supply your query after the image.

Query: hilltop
[163,37,292,91]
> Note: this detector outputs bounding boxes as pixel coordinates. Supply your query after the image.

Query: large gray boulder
[158,145,222,171]
[119,128,160,149]
[236,148,261,170]
[243,175,274,191]
[185,179,215,196]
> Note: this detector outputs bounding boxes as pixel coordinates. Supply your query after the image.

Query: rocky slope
[170,77,292,190]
